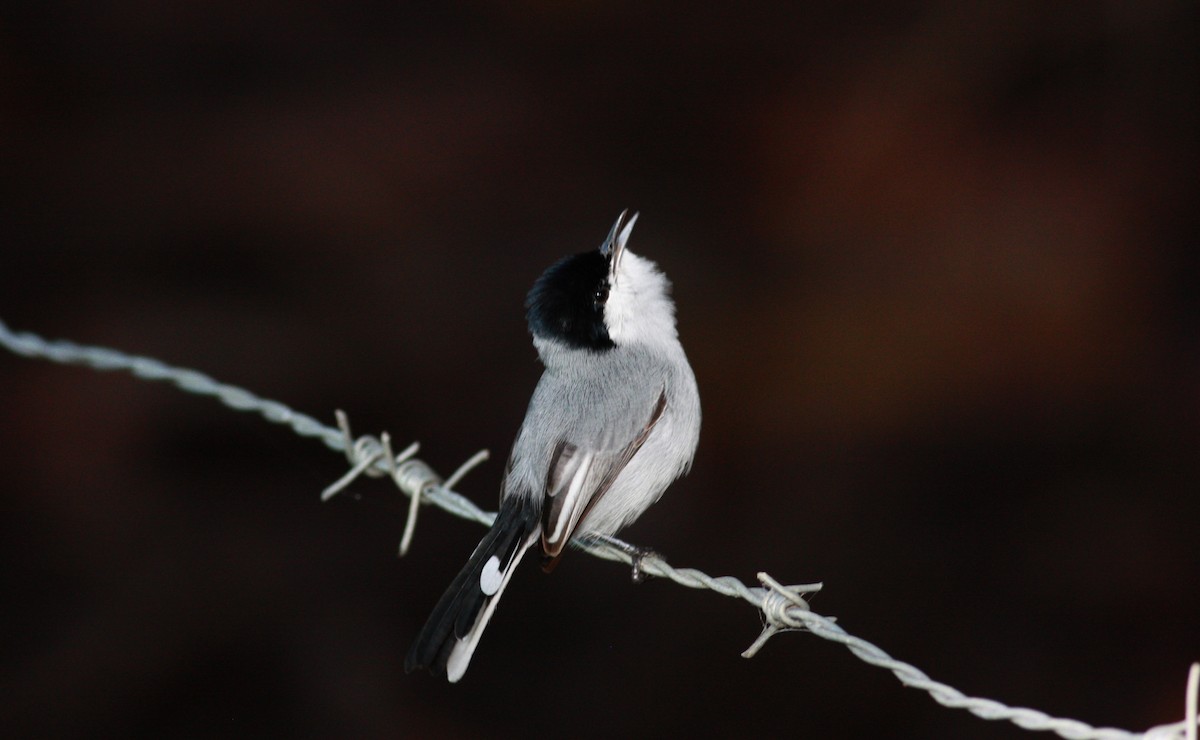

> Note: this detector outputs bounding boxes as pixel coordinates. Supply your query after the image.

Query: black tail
[405,497,539,681]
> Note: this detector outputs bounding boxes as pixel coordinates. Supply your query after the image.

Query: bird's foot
[585,534,663,583]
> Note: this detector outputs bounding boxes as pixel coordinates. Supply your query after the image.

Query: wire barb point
[319,412,494,556]
[742,572,825,658]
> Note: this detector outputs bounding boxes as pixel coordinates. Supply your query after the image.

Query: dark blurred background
[1,2,1197,738]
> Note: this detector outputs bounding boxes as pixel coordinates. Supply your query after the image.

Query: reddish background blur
[1,3,1197,738]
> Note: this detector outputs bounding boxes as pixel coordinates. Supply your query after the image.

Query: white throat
[603,250,678,350]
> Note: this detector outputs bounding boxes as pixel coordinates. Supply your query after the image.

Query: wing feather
[540,389,667,564]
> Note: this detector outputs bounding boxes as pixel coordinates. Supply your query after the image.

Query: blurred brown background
[1,2,1197,738]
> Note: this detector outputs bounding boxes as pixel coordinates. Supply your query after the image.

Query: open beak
[601,209,639,282]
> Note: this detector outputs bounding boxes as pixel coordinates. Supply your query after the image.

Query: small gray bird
[405,210,701,682]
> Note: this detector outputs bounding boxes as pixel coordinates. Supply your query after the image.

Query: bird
[405,210,701,682]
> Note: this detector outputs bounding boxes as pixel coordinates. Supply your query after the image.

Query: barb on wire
[2,317,1195,740]
[322,410,490,556]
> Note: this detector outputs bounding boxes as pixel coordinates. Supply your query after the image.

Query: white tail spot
[480,555,503,596]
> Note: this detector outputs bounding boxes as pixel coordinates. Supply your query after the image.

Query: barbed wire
[1,318,1195,739]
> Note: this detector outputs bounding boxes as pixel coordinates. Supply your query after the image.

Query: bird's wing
[539,388,667,565]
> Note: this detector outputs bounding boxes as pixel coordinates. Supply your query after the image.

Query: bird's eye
[593,284,609,308]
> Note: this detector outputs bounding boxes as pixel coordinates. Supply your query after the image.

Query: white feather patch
[480,555,503,596]
[545,452,593,545]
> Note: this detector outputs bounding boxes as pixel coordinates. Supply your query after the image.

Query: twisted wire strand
[0,319,344,452]
[1,318,1194,740]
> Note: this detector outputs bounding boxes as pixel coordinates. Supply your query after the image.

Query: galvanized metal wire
[2,318,1195,739]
